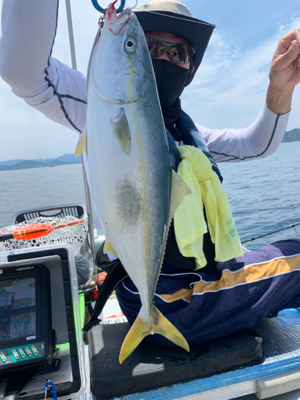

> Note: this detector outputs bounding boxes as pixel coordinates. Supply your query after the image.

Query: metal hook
[44,380,58,400]
[91,0,126,14]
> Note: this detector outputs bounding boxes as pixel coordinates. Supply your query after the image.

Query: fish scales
[77,3,191,363]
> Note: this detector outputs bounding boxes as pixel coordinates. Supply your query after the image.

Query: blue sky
[0,0,299,161]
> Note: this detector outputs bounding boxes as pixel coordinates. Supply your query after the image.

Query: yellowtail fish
[76,2,191,364]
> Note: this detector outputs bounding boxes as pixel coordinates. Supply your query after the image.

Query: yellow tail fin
[119,305,189,363]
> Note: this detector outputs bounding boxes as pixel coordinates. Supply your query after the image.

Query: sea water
[0,142,299,250]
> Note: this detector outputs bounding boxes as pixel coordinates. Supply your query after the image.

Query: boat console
[0,263,52,372]
[0,245,86,400]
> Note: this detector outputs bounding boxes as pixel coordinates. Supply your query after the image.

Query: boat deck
[77,307,300,400]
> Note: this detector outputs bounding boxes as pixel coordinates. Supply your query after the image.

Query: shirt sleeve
[195,103,290,163]
[0,0,87,133]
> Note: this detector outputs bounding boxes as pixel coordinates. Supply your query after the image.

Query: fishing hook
[91,0,126,13]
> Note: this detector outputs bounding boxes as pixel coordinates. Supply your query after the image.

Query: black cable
[241,223,300,244]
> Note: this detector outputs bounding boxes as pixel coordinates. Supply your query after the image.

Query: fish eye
[125,38,137,53]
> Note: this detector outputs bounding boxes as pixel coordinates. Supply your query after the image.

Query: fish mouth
[92,81,139,104]
[109,9,133,35]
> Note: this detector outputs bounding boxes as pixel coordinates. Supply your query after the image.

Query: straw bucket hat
[135,0,215,85]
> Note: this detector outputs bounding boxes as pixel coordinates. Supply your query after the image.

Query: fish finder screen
[0,277,36,341]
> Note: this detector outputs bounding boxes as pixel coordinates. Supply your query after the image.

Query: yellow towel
[174,145,243,269]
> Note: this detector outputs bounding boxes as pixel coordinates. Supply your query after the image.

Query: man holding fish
[1,0,300,363]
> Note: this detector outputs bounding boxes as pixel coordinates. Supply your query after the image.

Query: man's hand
[270,29,300,89]
[266,28,300,115]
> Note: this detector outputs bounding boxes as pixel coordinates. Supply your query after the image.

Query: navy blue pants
[115,239,300,347]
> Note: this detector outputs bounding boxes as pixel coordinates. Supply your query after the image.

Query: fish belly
[87,92,170,307]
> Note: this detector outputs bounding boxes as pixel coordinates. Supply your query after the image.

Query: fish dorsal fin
[110,108,131,156]
[104,240,118,257]
[154,169,192,292]
[169,169,192,222]
[162,169,191,260]
[75,126,88,157]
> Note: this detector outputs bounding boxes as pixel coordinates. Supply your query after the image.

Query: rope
[241,223,300,244]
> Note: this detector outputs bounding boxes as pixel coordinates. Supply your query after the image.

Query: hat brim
[134,11,215,85]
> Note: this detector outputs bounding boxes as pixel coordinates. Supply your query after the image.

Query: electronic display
[0,277,36,341]
[0,264,52,371]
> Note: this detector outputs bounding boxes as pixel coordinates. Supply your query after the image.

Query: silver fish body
[80,4,190,363]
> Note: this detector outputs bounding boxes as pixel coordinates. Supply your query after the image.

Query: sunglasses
[146,36,195,65]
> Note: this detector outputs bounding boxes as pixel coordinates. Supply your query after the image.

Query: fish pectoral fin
[110,108,131,156]
[169,169,192,219]
[75,126,88,157]
[119,305,189,364]
[104,240,118,257]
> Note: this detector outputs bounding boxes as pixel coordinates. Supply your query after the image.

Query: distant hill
[0,129,299,172]
[282,128,300,143]
[0,153,81,171]
[55,153,80,163]
[0,159,27,167]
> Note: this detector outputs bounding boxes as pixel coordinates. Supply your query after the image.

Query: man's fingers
[280,40,292,51]
[274,40,300,71]
[281,28,300,45]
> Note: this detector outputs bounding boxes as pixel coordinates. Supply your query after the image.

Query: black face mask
[152,59,190,141]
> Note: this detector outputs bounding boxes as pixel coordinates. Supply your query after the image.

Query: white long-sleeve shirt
[0,0,290,163]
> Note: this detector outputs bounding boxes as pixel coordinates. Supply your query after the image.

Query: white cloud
[182,16,300,130]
